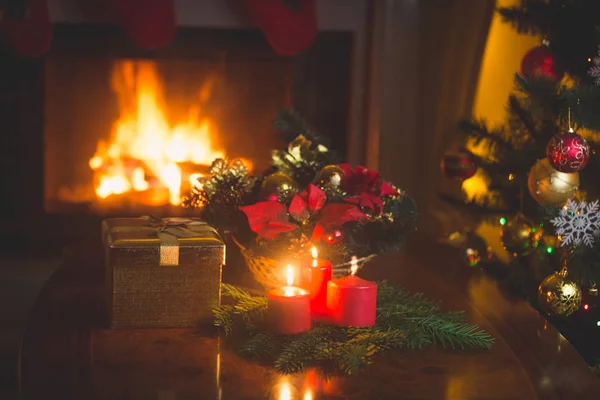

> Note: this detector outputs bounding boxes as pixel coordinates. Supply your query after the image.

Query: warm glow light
[561,283,577,297]
[584,304,589,310]
[350,256,358,276]
[189,173,204,190]
[311,246,318,267]
[286,264,295,287]
[462,169,491,203]
[89,60,227,205]
[303,389,314,400]
[278,379,292,400]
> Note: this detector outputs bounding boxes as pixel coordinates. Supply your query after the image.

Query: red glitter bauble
[441,147,477,180]
[546,132,590,173]
[521,45,564,82]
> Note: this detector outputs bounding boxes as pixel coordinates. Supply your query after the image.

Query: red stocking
[244,0,317,56]
[1,0,52,58]
[112,0,176,49]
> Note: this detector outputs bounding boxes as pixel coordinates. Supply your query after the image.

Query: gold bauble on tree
[315,165,345,188]
[260,172,299,202]
[537,270,582,317]
[501,214,537,257]
[527,158,579,207]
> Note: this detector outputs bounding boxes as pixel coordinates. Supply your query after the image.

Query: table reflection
[272,370,322,400]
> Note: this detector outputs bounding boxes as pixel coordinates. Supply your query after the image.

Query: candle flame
[286,264,295,286]
[350,256,358,276]
[311,246,318,267]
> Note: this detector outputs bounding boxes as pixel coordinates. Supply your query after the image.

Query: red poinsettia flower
[381,181,399,197]
[345,193,383,213]
[317,203,370,230]
[339,164,399,197]
[240,201,298,239]
[289,184,326,222]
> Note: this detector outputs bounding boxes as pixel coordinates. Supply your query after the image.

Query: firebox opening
[44,39,299,215]
[41,26,351,220]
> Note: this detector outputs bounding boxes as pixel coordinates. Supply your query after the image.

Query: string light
[583,304,589,310]
[500,217,507,225]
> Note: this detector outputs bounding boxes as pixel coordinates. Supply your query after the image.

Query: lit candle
[326,257,377,327]
[267,265,311,334]
[299,246,333,317]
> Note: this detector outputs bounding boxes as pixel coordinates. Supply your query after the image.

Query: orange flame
[286,264,295,287]
[311,246,318,267]
[350,256,358,276]
[89,60,226,205]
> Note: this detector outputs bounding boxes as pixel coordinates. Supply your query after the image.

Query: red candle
[300,246,333,317]
[267,265,311,334]
[326,257,377,327]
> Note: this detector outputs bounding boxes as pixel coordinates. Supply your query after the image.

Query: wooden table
[19,234,600,399]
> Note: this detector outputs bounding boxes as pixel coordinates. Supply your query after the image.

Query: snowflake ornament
[590,46,600,85]
[551,199,600,247]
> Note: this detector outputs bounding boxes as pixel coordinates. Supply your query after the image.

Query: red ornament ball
[521,45,564,82]
[546,132,590,173]
[441,147,477,180]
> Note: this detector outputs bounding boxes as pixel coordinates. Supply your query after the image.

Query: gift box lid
[102,217,225,265]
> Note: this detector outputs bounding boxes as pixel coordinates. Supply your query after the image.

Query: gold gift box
[102,217,225,329]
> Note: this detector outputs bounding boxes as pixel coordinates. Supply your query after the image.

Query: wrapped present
[102,216,225,328]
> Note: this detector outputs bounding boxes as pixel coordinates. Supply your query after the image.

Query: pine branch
[213,305,235,336]
[408,315,494,350]
[508,94,540,138]
[239,331,279,359]
[497,2,553,36]
[274,326,338,374]
[273,109,320,144]
[213,284,268,334]
[215,282,494,375]
[458,120,515,152]
[222,283,254,301]
[562,84,600,132]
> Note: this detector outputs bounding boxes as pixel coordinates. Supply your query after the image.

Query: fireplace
[0,23,353,250]
[0,0,425,252]
[43,26,308,216]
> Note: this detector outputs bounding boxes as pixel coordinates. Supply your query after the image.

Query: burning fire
[89,60,226,205]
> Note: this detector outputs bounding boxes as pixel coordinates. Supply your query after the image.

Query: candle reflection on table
[273,373,320,400]
[216,336,222,400]
[278,378,292,400]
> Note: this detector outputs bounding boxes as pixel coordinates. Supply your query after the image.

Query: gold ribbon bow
[142,216,214,266]
[105,216,218,267]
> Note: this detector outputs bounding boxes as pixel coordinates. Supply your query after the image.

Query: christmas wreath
[184,110,418,287]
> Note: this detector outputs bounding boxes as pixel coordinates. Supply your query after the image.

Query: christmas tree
[443,0,600,367]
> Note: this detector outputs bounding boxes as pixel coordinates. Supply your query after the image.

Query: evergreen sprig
[213,281,494,375]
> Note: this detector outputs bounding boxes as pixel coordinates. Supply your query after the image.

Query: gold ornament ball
[315,165,345,188]
[260,172,299,201]
[537,272,582,316]
[501,215,536,257]
[527,158,579,207]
